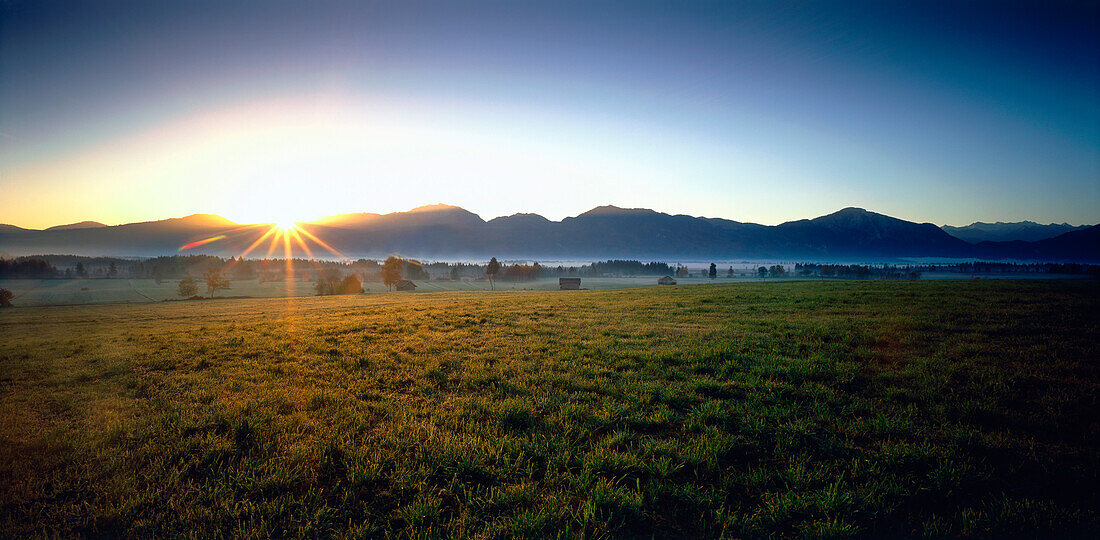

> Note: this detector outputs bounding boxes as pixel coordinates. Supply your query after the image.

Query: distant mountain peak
[942,220,1091,243]
[490,213,551,222]
[409,203,465,213]
[809,207,892,225]
[826,207,875,218]
[177,214,237,226]
[840,206,869,214]
[46,221,107,231]
[579,205,659,217]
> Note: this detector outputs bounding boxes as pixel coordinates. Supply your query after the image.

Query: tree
[676,266,689,278]
[108,261,117,277]
[203,268,231,298]
[232,259,256,280]
[75,262,86,278]
[758,266,768,278]
[709,263,717,279]
[178,277,198,298]
[382,256,402,290]
[727,266,734,278]
[314,269,340,296]
[338,274,364,294]
[769,265,785,278]
[403,259,430,280]
[0,288,13,308]
[486,257,501,290]
[450,265,460,280]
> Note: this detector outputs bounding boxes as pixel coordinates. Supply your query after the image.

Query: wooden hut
[559,277,581,290]
[395,280,417,291]
[658,276,677,285]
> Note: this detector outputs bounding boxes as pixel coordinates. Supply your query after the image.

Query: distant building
[559,277,581,290]
[658,276,677,285]
[395,280,417,291]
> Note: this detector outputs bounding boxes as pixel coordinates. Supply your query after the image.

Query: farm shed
[658,276,677,285]
[395,280,417,291]
[559,278,581,290]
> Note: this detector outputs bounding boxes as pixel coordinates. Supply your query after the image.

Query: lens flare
[179,221,344,263]
[178,235,226,252]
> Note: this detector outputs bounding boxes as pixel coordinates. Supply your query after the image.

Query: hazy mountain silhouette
[972,225,1100,262]
[1,206,1097,261]
[942,221,1090,243]
[0,214,245,257]
[769,208,971,258]
[44,221,108,231]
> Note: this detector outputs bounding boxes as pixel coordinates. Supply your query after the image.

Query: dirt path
[127,280,157,302]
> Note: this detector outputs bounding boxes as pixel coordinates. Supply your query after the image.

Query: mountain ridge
[1,206,1097,261]
[942,221,1091,243]
[45,221,107,231]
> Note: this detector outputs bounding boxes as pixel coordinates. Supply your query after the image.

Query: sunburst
[178,221,347,271]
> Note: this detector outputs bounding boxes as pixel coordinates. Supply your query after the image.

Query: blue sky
[1,0,1097,228]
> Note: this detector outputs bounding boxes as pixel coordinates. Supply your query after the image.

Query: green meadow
[0,276,720,307]
[1,280,1097,537]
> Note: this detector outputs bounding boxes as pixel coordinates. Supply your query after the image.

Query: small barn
[658,276,677,285]
[559,277,581,290]
[395,280,417,291]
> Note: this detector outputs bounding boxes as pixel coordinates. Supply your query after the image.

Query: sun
[274,222,298,232]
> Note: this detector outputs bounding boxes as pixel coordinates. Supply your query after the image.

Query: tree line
[6,254,1096,284]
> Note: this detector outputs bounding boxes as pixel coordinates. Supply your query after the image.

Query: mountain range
[940,221,1089,243]
[1,205,1096,262]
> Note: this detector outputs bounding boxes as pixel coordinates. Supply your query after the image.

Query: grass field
[1,280,1097,537]
[2,275,1085,308]
[1,277,713,307]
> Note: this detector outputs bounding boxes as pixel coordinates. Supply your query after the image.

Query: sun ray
[282,227,294,280]
[294,225,346,259]
[222,226,280,272]
[239,226,279,258]
[287,227,315,260]
[264,227,284,260]
[179,222,345,290]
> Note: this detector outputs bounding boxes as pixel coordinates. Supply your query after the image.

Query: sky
[1,0,1098,229]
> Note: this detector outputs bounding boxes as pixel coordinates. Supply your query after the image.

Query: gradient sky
[2,0,1098,229]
